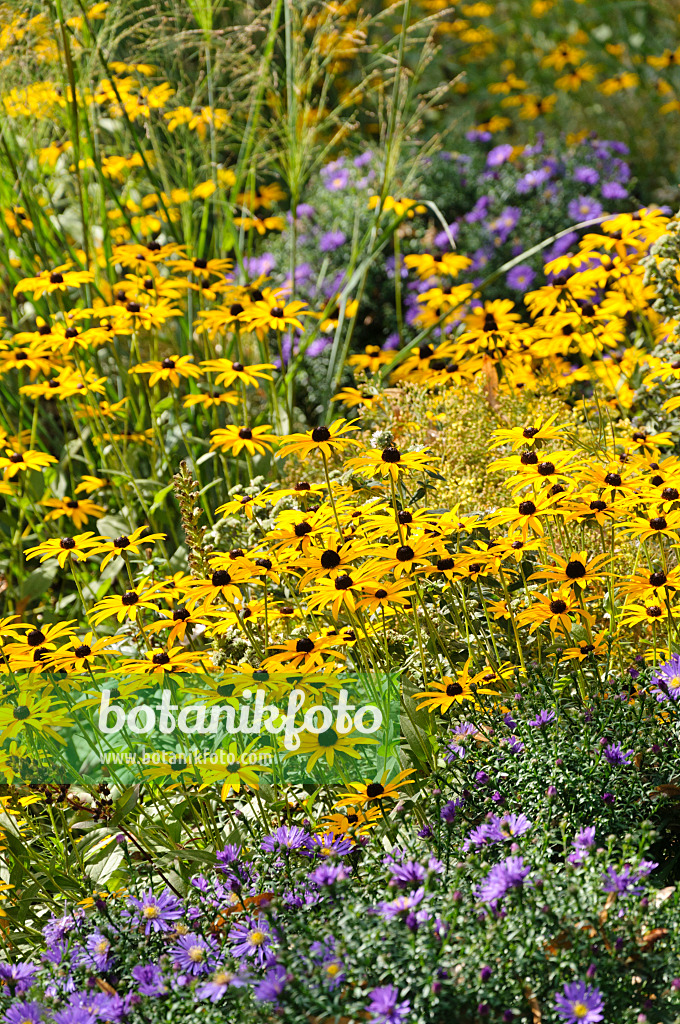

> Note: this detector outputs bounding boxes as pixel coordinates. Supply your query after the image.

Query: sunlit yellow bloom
[210,424,278,457]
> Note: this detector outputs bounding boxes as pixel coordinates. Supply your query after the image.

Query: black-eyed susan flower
[620,602,672,629]
[262,632,347,672]
[183,564,253,612]
[169,254,233,279]
[129,354,202,387]
[622,508,680,543]
[305,567,382,618]
[277,419,361,461]
[331,386,382,411]
[25,532,101,568]
[91,525,166,568]
[357,578,414,613]
[529,550,609,591]
[90,581,166,626]
[487,491,563,541]
[293,535,370,588]
[122,645,207,676]
[240,294,310,332]
[561,632,610,662]
[41,497,106,528]
[415,659,498,714]
[200,360,276,388]
[48,632,122,671]
[345,445,438,481]
[517,590,589,635]
[618,566,680,602]
[210,425,278,457]
[0,448,57,479]
[200,741,271,799]
[290,725,378,771]
[183,391,241,410]
[366,533,441,579]
[334,768,416,808]
[144,606,212,645]
[0,692,73,742]
[348,346,391,375]
[13,263,94,299]
[3,621,77,667]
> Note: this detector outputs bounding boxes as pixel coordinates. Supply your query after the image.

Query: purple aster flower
[440,798,463,823]
[568,196,604,221]
[131,964,166,997]
[123,890,183,934]
[554,980,604,1023]
[610,157,631,182]
[172,932,215,976]
[434,222,459,250]
[602,182,628,200]
[310,832,352,858]
[649,655,680,702]
[499,813,532,838]
[354,150,372,167]
[528,709,555,728]
[324,167,350,191]
[466,196,491,223]
[79,932,114,972]
[306,336,332,358]
[295,203,315,218]
[321,958,345,989]
[507,264,536,292]
[602,862,656,896]
[196,969,248,1002]
[463,821,502,851]
[0,964,37,995]
[467,128,492,142]
[52,1010,94,1024]
[319,230,347,253]
[503,712,517,731]
[487,144,514,168]
[471,247,492,271]
[476,856,531,905]
[516,167,551,193]
[602,741,633,766]
[309,863,349,887]
[367,984,411,1024]
[377,887,425,920]
[230,915,274,966]
[261,825,311,855]
[573,826,595,851]
[3,1004,44,1024]
[242,253,276,277]
[488,205,521,242]
[508,736,525,755]
[254,965,288,1004]
[446,722,476,761]
[573,165,600,185]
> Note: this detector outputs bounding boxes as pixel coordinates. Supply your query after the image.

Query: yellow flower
[129,354,202,387]
[277,418,361,461]
[0,448,57,479]
[42,497,106,528]
[25,532,101,569]
[240,295,310,332]
[334,768,416,808]
[13,263,93,299]
[91,525,166,568]
[415,659,498,714]
[200,359,276,388]
[345,445,438,481]
[210,424,278,457]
